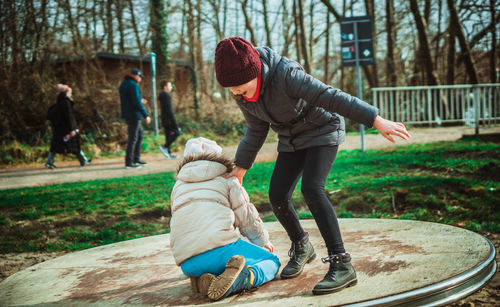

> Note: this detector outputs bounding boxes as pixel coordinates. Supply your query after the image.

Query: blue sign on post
[340,16,374,152]
[340,16,374,67]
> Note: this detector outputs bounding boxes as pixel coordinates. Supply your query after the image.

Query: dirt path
[1,125,499,190]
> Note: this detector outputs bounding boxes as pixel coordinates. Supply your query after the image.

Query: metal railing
[372,84,500,127]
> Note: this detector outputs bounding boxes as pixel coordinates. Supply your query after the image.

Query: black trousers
[268,145,345,255]
[163,127,180,152]
[125,119,144,165]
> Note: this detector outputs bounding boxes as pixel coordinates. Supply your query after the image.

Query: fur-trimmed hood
[176,153,234,183]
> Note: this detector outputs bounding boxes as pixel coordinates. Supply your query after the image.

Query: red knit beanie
[215,37,261,87]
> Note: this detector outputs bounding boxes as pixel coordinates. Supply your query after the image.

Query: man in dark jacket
[119,68,151,169]
[158,80,180,159]
[212,37,411,297]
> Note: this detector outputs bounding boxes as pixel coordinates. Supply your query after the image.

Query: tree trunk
[319,0,341,20]
[323,9,330,83]
[409,0,439,85]
[105,0,113,52]
[186,0,200,119]
[446,0,479,84]
[151,0,170,80]
[364,0,378,87]
[446,23,456,85]
[292,0,302,61]
[241,0,257,46]
[297,0,311,73]
[385,0,397,86]
[489,0,497,83]
[115,1,125,53]
[281,0,293,57]
[128,0,144,54]
[262,0,272,48]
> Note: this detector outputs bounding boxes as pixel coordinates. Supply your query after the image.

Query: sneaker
[125,163,142,169]
[168,154,178,159]
[207,255,253,301]
[159,146,171,159]
[44,162,56,169]
[134,159,147,165]
[80,159,92,167]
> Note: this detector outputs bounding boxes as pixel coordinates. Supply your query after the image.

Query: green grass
[0,136,499,253]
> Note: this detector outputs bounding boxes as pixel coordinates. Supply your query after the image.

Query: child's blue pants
[180,238,280,287]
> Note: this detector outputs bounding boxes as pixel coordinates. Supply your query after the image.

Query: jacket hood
[176,153,234,183]
[256,47,282,92]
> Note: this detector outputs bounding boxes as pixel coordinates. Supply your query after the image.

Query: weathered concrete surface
[1,125,498,190]
[0,219,494,306]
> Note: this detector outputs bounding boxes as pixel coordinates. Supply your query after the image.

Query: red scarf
[243,63,262,102]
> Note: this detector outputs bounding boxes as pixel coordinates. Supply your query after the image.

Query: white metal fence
[372,84,500,126]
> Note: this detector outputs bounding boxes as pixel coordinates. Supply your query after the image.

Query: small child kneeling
[170,137,280,301]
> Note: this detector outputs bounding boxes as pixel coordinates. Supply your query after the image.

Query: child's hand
[264,242,274,253]
[373,115,411,143]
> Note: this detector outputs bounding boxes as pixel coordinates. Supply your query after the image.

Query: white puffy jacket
[170,153,270,265]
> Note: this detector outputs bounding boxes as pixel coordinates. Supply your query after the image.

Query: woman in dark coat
[45,84,90,169]
[212,37,411,297]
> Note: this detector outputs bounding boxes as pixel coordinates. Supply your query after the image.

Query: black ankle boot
[280,233,316,279]
[312,253,357,295]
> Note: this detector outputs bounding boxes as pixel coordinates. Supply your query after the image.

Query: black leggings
[268,145,345,255]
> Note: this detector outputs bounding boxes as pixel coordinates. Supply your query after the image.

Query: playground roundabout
[0,218,496,306]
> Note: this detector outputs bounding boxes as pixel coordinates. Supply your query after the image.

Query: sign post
[340,16,374,152]
[150,52,158,136]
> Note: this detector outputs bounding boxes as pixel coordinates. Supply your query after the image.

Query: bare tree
[297,0,311,73]
[489,0,497,83]
[241,0,257,46]
[115,1,126,53]
[185,0,200,119]
[262,0,272,48]
[385,0,397,86]
[128,0,145,54]
[409,0,439,85]
[281,0,294,57]
[105,0,114,52]
[447,0,478,84]
[363,0,379,87]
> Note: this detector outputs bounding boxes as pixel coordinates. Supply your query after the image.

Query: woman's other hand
[225,166,247,184]
[373,115,411,143]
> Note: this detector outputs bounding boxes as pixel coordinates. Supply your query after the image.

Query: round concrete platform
[0,219,496,306]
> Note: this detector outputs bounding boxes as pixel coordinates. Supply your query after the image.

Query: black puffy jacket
[234,47,378,169]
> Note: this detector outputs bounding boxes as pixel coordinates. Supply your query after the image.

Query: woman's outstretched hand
[373,115,411,143]
[225,165,247,184]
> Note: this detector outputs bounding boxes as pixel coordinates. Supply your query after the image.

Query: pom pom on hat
[183,137,222,157]
[214,37,261,87]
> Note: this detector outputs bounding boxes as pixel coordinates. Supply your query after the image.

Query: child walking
[169,137,280,301]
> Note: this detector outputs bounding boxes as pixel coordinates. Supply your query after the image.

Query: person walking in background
[119,68,151,169]
[45,84,91,169]
[214,37,411,295]
[158,80,180,159]
[170,137,279,301]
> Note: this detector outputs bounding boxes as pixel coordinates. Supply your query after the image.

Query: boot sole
[196,273,215,295]
[280,252,317,279]
[312,278,358,295]
[208,255,245,301]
